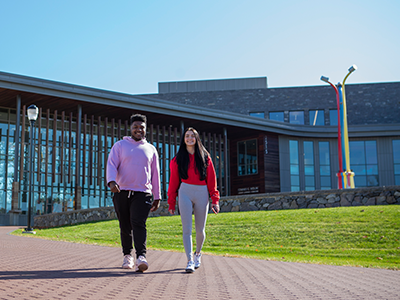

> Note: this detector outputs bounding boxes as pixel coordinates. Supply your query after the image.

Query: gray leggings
[178,182,209,261]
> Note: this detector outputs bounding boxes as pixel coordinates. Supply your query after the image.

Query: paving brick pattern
[1,226,399,300]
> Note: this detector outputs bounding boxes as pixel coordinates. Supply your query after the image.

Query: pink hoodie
[107,136,161,200]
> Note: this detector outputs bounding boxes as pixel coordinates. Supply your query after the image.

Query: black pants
[113,190,153,258]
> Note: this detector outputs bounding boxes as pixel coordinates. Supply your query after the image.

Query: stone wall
[34,185,400,229]
[34,201,172,229]
[34,207,118,229]
[218,186,400,212]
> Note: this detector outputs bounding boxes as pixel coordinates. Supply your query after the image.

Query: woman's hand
[168,209,175,215]
[211,203,220,214]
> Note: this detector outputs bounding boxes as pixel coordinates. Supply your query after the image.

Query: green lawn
[12,205,400,270]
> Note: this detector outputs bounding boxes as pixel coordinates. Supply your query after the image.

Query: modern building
[150,77,400,191]
[0,72,399,225]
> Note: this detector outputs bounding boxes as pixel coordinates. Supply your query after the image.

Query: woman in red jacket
[168,127,220,273]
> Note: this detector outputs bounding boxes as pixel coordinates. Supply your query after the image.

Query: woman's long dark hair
[175,127,209,181]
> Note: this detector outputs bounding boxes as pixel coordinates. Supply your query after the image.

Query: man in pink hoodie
[107,114,161,272]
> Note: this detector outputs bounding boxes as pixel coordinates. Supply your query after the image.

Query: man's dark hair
[130,114,147,125]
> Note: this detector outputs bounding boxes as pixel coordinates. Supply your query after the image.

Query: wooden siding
[229,132,280,195]
[263,134,280,193]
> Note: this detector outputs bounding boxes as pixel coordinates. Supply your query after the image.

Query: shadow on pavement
[0,267,184,280]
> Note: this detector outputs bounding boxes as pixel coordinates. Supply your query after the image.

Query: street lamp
[23,104,39,234]
[341,65,357,188]
[320,76,343,189]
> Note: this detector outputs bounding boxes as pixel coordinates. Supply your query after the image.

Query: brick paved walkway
[1,226,399,300]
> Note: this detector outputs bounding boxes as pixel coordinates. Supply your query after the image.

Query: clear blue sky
[1,0,399,94]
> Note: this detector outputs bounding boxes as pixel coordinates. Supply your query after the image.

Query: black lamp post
[23,104,38,234]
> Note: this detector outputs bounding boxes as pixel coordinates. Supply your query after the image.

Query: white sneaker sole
[136,263,148,272]
[122,265,133,269]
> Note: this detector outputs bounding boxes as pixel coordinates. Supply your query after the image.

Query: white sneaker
[122,254,134,269]
[135,255,149,272]
[194,252,202,269]
[185,260,195,273]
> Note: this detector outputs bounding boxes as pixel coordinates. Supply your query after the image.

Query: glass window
[352,165,366,175]
[367,175,379,186]
[269,111,284,122]
[250,112,265,118]
[290,143,299,164]
[289,111,304,124]
[309,110,325,126]
[350,140,379,187]
[321,177,331,188]
[238,142,245,165]
[319,141,331,189]
[0,108,8,121]
[291,175,300,186]
[290,164,299,175]
[237,139,257,176]
[350,141,366,165]
[0,124,8,155]
[393,140,400,185]
[289,140,300,191]
[9,110,16,122]
[329,109,338,126]
[365,141,377,164]
[304,141,315,191]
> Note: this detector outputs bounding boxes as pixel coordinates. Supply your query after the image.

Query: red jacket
[167,154,220,210]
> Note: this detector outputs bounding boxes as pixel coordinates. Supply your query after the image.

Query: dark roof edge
[1,71,399,138]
